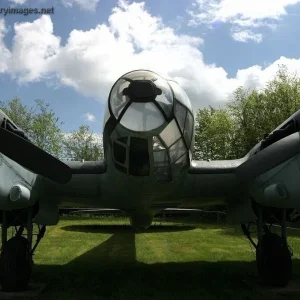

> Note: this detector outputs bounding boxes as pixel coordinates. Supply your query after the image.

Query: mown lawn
[25,217,300,299]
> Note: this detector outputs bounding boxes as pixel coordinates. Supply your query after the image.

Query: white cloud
[231,30,263,43]
[61,0,100,11]
[1,1,300,111]
[188,0,300,42]
[83,112,96,122]
[9,15,60,82]
[9,0,27,4]
[0,19,11,73]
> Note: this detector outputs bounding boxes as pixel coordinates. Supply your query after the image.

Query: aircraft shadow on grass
[60,224,196,234]
[33,225,300,299]
[61,222,300,238]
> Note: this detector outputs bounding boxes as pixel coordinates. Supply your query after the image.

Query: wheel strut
[242,204,293,287]
[0,208,47,292]
[27,207,33,253]
[31,225,46,256]
[1,211,7,246]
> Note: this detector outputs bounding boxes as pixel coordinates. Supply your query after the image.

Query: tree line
[1,64,299,162]
[194,65,300,160]
[0,98,103,161]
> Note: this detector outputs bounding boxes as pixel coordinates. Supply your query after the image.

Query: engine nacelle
[10,184,31,203]
[250,154,300,209]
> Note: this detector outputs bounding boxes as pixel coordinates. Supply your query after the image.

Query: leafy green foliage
[194,106,236,160]
[30,99,65,158]
[63,125,103,161]
[0,98,64,158]
[0,98,104,161]
[194,65,300,160]
[0,98,34,133]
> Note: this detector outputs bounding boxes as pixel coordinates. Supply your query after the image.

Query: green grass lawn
[27,217,300,300]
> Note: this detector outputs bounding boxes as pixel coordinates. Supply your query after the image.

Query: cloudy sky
[1,0,300,133]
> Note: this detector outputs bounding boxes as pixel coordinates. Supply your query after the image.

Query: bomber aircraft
[0,69,298,292]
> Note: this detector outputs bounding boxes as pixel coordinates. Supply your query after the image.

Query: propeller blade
[0,127,72,184]
[236,132,300,183]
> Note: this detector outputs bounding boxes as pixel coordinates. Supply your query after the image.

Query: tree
[0,98,34,133]
[30,99,65,158]
[193,65,300,160]
[63,125,103,161]
[0,98,64,158]
[227,87,269,156]
[194,106,236,160]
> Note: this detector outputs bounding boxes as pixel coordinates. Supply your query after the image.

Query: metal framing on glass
[108,71,175,131]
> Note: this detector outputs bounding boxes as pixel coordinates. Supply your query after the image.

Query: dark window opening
[113,142,126,164]
[261,120,297,150]
[129,137,150,176]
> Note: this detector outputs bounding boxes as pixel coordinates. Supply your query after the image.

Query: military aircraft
[0,69,298,292]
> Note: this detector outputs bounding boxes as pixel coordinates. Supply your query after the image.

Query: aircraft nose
[108,70,173,132]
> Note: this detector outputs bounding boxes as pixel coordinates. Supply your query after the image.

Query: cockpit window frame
[167,81,194,152]
[108,71,174,132]
[167,80,193,113]
[107,70,194,179]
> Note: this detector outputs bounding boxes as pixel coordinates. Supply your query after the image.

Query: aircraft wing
[42,159,107,202]
[63,160,107,175]
[32,159,110,225]
[181,128,300,223]
[178,158,245,203]
[189,159,244,175]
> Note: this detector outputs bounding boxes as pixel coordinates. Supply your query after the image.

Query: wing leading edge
[63,160,107,174]
[189,159,246,175]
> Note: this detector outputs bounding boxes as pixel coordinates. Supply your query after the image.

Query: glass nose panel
[168,80,192,111]
[159,119,181,147]
[110,79,130,119]
[153,136,165,150]
[123,70,159,81]
[153,78,173,118]
[183,112,194,148]
[172,153,188,176]
[120,102,165,131]
[153,150,169,167]
[169,138,186,162]
[175,101,187,134]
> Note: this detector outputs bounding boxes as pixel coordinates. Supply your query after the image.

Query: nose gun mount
[123,80,162,103]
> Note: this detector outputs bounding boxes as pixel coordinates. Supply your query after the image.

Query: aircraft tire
[0,236,33,292]
[256,232,292,287]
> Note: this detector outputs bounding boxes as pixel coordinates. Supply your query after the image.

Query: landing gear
[0,235,32,292]
[241,205,293,287]
[0,209,46,292]
[256,232,292,286]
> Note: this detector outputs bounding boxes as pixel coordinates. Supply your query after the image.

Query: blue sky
[1,0,300,134]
